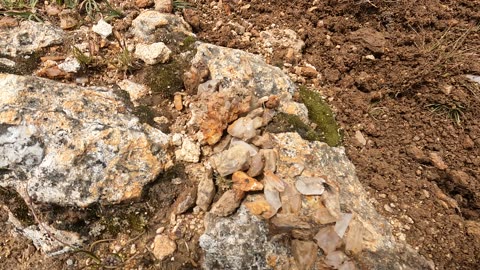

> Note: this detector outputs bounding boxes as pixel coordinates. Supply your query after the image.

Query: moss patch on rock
[299,86,341,146]
[266,112,324,142]
[266,87,342,146]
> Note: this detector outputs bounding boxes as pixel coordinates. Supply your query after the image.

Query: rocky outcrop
[0,21,63,57]
[183,43,432,269]
[0,73,172,207]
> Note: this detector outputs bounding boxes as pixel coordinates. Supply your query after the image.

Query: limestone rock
[0,21,63,57]
[92,19,113,38]
[58,57,81,73]
[210,144,251,176]
[191,43,296,97]
[151,234,176,260]
[196,173,216,211]
[154,0,173,13]
[209,189,244,217]
[200,206,291,269]
[0,74,172,207]
[6,207,83,255]
[117,79,150,106]
[134,42,172,65]
[131,11,193,43]
[174,135,201,163]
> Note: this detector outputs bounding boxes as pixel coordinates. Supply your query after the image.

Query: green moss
[132,105,155,125]
[144,58,188,99]
[299,86,341,146]
[266,112,324,142]
[180,36,196,51]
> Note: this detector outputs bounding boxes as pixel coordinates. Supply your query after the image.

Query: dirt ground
[0,0,479,269]
[184,0,480,269]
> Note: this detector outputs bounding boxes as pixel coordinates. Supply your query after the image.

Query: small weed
[427,102,466,125]
[214,173,232,191]
[0,0,42,21]
[72,45,93,67]
[173,0,194,11]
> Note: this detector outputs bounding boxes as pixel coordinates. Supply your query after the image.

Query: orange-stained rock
[232,171,263,192]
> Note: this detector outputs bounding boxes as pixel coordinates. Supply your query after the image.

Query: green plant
[427,102,466,125]
[0,0,42,21]
[173,0,194,11]
[72,45,93,67]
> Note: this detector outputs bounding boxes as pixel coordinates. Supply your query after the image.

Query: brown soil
[185,0,480,269]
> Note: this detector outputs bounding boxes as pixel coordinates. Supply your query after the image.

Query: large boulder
[0,74,172,207]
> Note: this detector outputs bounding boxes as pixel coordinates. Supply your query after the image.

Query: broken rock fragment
[210,144,251,176]
[134,42,171,65]
[210,189,245,217]
[151,234,177,260]
[295,176,326,195]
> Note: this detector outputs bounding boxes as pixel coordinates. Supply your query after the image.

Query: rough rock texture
[134,42,172,65]
[191,43,295,97]
[0,21,63,57]
[200,206,291,269]
[131,11,193,43]
[92,18,113,38]
[0,74,172,207]
[6,206,82,255]
[273,132,432,269]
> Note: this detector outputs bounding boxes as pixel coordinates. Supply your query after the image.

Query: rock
[273,133,432,269]
[429,152,448,170]
[200,206,291,269]
[229,139,259,156]
[466,74,480,85]
[270,214,311,230]
[0,21,63,57]
[251,132,275,149]
[135,0,154,8]
[151,234,176,260]
[261,149,277,172]
[6,207,83,255]
[0,74,172,206]
[244,196,276,219]
[291,240,318,270]
[174,135,201,163]
[314,226,342,254]
[280,183,302,214]
[354,130,367,146]
[173,94,183,111]
[294,66,318,78]
[191,43,296,97]
[59,9,79,29]
[0,58,16,67]
[335,213,353,238]
[210,189,244,217]
[58,57,81,73]
[227,116,262,141]
[174,185,197,214]
[264,187,282,214]
[325,250,348,269]
[232,171,263,192]
[92,19,113,38]
[247,152,264,177]
[210,144,251,176]
[0,16,18,28]
[134,42,171,65]
[406,145,429,163]
[196,172,216,211]
[295,176,326,195]
[117,79,150,106]
[154,0,173,13]
[131,11,193,43]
